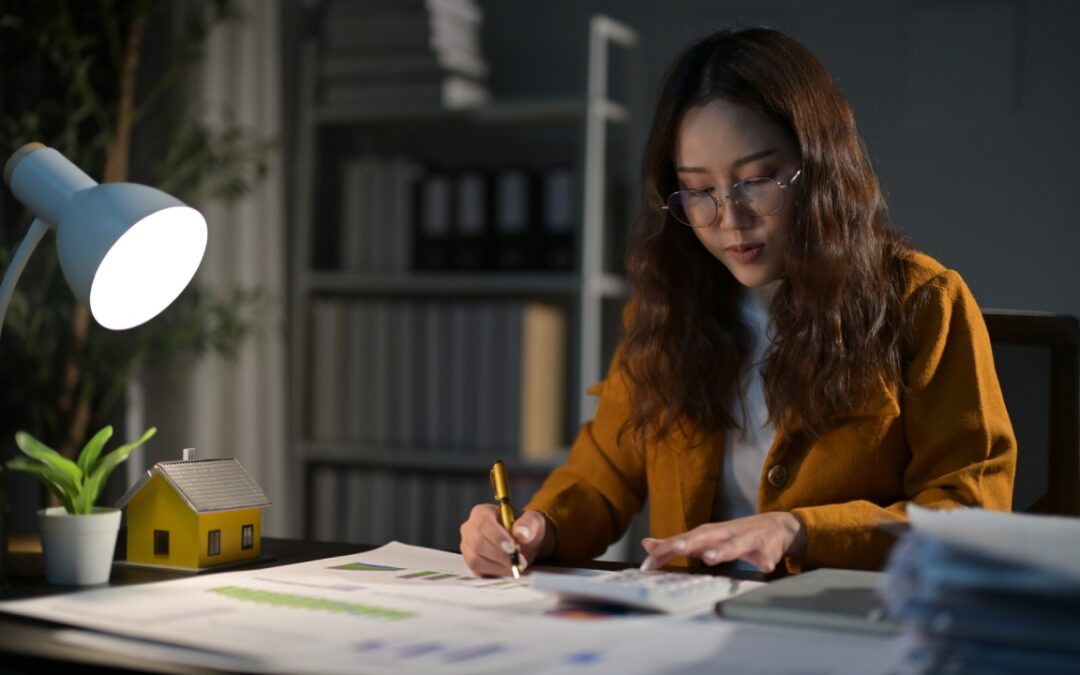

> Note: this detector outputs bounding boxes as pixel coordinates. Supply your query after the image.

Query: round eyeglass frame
[662,169,802,227]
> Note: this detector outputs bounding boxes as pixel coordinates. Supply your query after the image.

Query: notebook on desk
[715,568,900,635]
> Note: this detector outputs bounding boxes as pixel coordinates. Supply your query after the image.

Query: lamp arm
[0,217,50,341]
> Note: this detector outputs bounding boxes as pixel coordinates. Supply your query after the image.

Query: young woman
[460,27,1016,576]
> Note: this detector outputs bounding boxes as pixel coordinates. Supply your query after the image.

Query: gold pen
[490,460,522,579]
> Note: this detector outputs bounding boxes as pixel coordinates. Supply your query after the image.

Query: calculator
[529,568,749,614]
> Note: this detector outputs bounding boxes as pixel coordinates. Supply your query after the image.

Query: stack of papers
[881,505,1080,674]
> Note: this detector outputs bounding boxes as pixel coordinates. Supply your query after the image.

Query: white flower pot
[37,506,121,585]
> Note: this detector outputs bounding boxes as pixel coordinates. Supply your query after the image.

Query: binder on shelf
[369,468,395,544]
[540,165,577,271]
[396,472,426,544]
[472,302,498,453]
[448,302,473,451]
[389,158,422,274]
[431,475,455,550]
[310,300,347,441]
[451,170,492,270]
[392,302,417,448]
[416,301,441,450]
[344,302,371,442]
[380,302,403,446]
[339,157,369,271]
[519,303,568,460]
[501,303,524,455]
[414,171,454,271]
[312,466,342,542]
[487,301,510,455]
[366,158,388,273]
[370,301,392,445]
[343,470,370,544]
[342,155,417,274]
[492,168,536,271]
[436,303,458,449]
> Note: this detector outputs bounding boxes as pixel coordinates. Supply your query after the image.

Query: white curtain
[138,0,290,536]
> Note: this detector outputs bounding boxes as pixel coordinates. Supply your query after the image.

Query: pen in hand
[490,460,522,579]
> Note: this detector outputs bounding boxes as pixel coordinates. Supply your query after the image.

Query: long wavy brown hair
[619,27,910,445]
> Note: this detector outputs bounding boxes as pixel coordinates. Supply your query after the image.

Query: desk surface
[0,537,372,674]
[0,537,766,674]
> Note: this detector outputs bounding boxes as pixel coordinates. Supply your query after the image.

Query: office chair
[982,310,1080,516]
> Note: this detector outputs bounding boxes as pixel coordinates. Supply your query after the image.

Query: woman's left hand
[639,512,807,573]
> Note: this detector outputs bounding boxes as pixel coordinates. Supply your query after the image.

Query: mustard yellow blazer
[525,252,1017,572]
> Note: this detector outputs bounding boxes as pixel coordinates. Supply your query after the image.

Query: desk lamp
[0,142,208,337]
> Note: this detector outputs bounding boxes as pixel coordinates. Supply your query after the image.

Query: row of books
[310,466,547,551]
[318,0,491,109]
[414,164,577,272]
[333,156,579,273]
[308,298,568,458]
[339,155,422,273]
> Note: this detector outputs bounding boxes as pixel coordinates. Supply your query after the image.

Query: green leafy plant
[6,425,156,514]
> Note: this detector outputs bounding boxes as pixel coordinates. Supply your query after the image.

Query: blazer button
[767,465,788,488]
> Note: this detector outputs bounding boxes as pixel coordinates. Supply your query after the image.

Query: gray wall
[479,0,1080,318]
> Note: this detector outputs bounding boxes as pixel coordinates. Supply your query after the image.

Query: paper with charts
[0,542,661,674]
[0,541,906,674]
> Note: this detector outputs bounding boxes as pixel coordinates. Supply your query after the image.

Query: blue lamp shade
[4,143,207,330]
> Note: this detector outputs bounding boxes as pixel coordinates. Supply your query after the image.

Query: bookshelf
[288,6,639,548]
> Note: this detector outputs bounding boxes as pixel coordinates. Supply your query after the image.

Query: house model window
[154,530,169,556]
[242,524,254,550]
[208,529,221,556]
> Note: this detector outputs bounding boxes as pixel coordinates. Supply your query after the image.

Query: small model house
[117,454,271,570]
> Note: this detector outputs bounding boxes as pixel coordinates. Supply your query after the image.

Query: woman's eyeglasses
[663,169,801,227]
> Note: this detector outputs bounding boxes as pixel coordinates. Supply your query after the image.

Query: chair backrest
[982,310,1080,516]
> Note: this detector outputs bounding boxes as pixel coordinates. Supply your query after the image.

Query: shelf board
[299,443,567,476]
[591,274,630,298]
[307,271,575,296]
[306,271,630,298]
[314,97,630,126]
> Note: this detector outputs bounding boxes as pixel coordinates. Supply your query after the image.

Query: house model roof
[116,458,271,513]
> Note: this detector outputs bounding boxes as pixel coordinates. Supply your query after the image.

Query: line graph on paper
[330,562,519,589]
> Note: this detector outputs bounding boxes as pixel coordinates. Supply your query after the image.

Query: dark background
[469,0,1080,318]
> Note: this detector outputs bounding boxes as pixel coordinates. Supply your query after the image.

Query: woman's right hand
[460,505,551,577]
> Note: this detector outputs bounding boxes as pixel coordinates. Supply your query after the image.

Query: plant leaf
[11,432,82,497]
[81,427,157,511]
[71,485,94,515]
[6,457,77,513]
[77,425,114,477]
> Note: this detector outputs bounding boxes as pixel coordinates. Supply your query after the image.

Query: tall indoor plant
[0,0,271,505]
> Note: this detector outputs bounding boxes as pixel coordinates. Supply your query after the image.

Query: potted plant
[6,425,155,585]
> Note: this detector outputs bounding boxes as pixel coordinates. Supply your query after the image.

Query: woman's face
[673,99,801,287]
